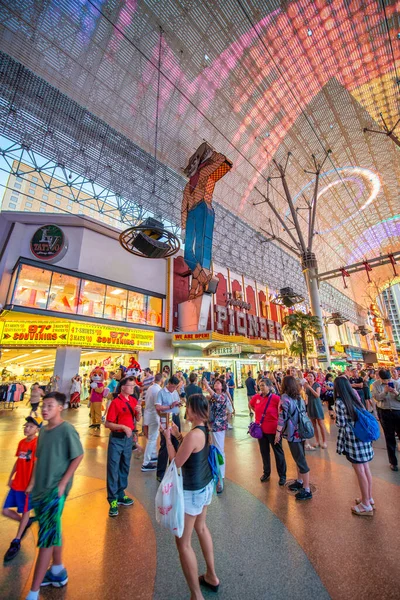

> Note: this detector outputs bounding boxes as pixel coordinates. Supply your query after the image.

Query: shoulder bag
[248,394,272,439]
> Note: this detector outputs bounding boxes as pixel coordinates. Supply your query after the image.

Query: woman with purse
[275,376,313,501]
[202,378,229,493]
[249,379,286,485]
[162,393,219,599]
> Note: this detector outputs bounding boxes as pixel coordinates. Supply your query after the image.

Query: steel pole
[302,254,331,367]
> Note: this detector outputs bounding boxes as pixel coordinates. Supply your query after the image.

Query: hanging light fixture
[325,312,349,326]
[271,287,305,308]
[119,27,179,260]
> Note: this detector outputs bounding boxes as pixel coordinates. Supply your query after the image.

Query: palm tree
[283,312,322,369]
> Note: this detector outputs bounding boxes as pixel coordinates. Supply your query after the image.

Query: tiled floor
[1,391,399,600]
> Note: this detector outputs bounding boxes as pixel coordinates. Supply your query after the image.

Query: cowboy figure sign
[182,142,232,300]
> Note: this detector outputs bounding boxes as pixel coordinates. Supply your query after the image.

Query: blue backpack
[353,406,380,443]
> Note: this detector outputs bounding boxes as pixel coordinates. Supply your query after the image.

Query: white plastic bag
[155,459,184,538]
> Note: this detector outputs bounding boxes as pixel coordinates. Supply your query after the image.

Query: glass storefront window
[47,272,81,314]
[147,296,163,327]
[13,264,52,309]
[127,291,147,325]
[104,285,128,321]
[11,263,163,327]
[78,280,106,319]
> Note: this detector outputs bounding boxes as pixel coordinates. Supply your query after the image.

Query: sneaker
[20,516,35,540]
[227,424,233,430]
[260,474,270,483]
[288,480,303,491]
[108,500,119,517]
[3,539,21,562]
[117,495,134,506]
[390,464,399,471]
[40,567,68,587]
[295,489,312,501]
[141,463,157,472]
[278,476,287,486]
[151,456,158,461]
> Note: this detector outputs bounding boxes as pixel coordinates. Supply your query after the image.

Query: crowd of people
[2,361,400,599]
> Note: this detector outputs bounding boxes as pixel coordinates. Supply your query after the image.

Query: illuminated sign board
[173,332,212,342]
[0,319,154,351]
[30,225,68,263]
[214,305,283,341]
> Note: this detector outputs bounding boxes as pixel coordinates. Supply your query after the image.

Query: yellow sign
[0,319,154,351]
[334,342,344,353]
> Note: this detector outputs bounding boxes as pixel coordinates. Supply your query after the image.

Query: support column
[302,253,331,367]
[54,347,82,397]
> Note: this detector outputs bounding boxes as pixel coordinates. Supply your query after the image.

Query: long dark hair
[186,393,209,425]
[281,376,301,400]
[334,376,363,420]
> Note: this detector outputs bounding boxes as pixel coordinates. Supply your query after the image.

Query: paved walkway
[1,390,399,599]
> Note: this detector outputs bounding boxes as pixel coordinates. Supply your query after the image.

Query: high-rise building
[1,160,123,228]
[380,284,400,351]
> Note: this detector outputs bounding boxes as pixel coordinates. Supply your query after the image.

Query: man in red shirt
[105,377,142,517]
[250,380,286,485]
[2,415,42,561]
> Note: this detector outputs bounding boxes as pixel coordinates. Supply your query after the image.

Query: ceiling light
[204,54,210,60]
[32,349,43,353]
[397,32,400,39]
[307,28,312,36]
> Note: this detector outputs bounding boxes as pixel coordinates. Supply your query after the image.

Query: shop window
[78,279,106,318]
[13,264,51,309]
[47,273,81,314]
[104,285,128,321]
[127,291,147,325]
[147,296,163,327]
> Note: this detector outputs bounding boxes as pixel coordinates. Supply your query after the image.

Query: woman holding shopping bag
[202,377,230,493]
[162,393,219,599]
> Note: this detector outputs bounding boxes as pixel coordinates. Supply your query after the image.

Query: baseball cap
[25,415,43,428]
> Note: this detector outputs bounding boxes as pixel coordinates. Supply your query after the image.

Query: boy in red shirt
[105,376,141,517]
[2,415,43,561]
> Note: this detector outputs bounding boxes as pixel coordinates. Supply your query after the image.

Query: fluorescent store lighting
[110,289,124,295]
[2,353,30,363]
[23,279,35,283]
[32,350,43,353]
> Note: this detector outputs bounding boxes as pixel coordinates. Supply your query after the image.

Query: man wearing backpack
[372,369,400,471]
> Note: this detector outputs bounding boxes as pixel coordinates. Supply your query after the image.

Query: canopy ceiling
[0,0,399,305]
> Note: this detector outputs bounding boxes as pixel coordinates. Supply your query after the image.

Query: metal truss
[0,51,365,323]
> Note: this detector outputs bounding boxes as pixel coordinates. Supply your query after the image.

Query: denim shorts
[183,480,214,516]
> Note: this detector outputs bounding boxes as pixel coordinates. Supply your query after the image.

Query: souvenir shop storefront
[172,256,287,385]
[0,213,173,396]
[172,332,286,388]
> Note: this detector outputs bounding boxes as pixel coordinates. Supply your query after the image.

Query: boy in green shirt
[25,392,84,600]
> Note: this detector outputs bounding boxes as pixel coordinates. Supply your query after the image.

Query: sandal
[321,443,327,449]
[199,575,219,593]
[355,498,376,509]
[351,503,374,517]
[312,444,320,449]
[305,444,316,451]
